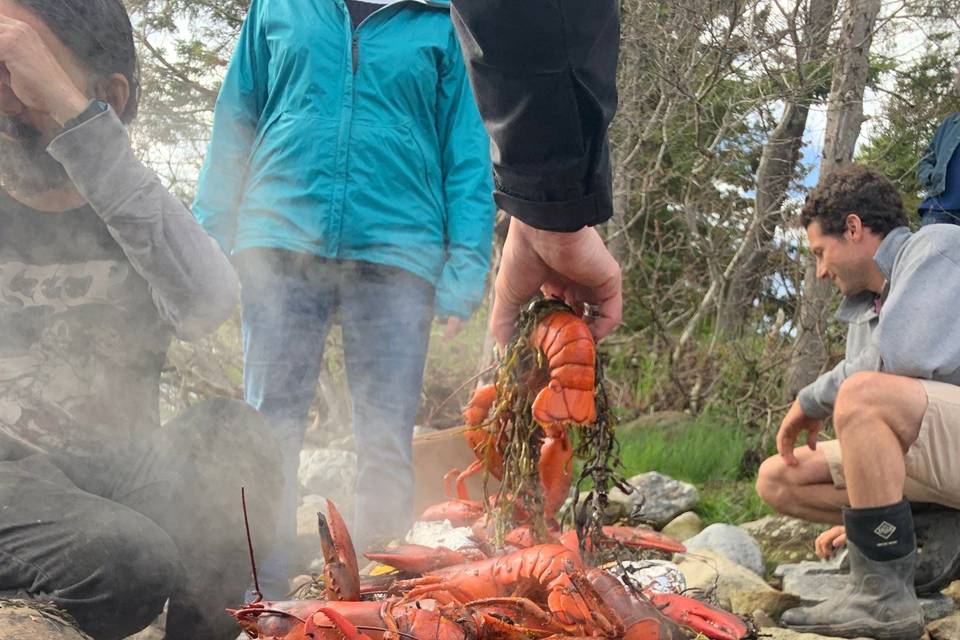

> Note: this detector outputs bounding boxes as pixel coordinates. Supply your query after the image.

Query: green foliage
[858,45,960,213]
[615,415,773,525]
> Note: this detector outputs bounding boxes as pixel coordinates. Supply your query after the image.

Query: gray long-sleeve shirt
[0,108,238,458]
[798,225,960,419]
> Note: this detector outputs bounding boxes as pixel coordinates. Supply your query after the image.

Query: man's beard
[0,117,70,196]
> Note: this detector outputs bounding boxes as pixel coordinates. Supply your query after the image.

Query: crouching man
[756,164,960,640]
[0,1,279,639]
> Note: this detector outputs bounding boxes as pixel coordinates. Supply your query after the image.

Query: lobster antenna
[242,487,263,604]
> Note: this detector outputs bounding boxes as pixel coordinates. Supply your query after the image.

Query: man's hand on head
[0,16,88,125]
[491,217,622,348]
[776,399,823,467]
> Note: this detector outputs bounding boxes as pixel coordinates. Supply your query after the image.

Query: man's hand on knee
[777,399,823,467]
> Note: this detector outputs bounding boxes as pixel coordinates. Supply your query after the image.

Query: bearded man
[0,1,279,639]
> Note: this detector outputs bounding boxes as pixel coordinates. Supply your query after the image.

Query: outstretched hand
[491,217,622,348]
[776,399,823,467]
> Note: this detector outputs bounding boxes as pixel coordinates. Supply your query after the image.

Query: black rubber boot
[780,542,924,639]
[913,503,960,595]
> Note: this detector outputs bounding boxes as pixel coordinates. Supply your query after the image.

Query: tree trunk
[717,0,837,335]
[608,146,632,267]
[785,0,883,400]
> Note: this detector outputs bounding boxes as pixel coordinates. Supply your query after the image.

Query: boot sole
[786,616,924,640]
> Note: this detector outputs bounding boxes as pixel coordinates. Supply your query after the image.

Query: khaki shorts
[821,379,960,510]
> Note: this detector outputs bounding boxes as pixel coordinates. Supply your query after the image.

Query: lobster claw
[305,606,375,640]
[318,499,361,601]
[600,525,687,554]
[419,498,485,527]
[463,383,497,426]
[556,526,686,555]
[648,592,754,640]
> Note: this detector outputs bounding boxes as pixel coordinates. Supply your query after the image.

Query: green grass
[614,413,773,525]
[618,413,750,485]
[696,480,772,524]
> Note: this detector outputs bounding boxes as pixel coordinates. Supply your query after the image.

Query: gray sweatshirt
[798,225,960,419]
[0,107,238,458]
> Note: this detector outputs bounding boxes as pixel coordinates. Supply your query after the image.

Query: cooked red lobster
[432,309,597,526]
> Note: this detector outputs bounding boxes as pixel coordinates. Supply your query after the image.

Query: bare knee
[834,371,890,437]
[756,454,792,512]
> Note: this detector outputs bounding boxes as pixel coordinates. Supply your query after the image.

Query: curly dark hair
[14,0,139,123]
[800,164,907,237]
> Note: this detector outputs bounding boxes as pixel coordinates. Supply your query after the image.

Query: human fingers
[776,421,799,467]
[535,227,622,339]
[815,526,846,559]
[585,274,622,340]
[833,531,847,550]
[806,422,821,451]
[490,232,544,347]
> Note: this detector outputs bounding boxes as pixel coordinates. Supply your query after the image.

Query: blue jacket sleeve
[917,122,944,193]
[433,30,495,319]
[192,0,270,253]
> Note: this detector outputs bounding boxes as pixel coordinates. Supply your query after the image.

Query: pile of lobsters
[231,305,756,640]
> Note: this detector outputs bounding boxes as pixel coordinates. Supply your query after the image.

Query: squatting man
[0,1,281,639]
[756,164,960,639]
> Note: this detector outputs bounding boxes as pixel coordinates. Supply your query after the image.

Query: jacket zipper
[352,33,359,73]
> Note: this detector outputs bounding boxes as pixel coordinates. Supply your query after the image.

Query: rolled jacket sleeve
[449,0,619,232]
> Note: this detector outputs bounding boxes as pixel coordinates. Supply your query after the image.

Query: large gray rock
[661,511,704,541]
[608,471,699,527]
[741,515,827,566]
[298,447,357,500]
[685,523,765,575]
[676,550,800,617]
[775,552,849,590]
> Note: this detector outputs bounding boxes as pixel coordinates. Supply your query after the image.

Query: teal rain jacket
[193,0,494,318]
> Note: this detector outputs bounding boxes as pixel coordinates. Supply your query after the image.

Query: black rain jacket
[450,0,619,231]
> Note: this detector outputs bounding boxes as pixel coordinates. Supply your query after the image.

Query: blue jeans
[920,209,960,226]
[238,250,434,596]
